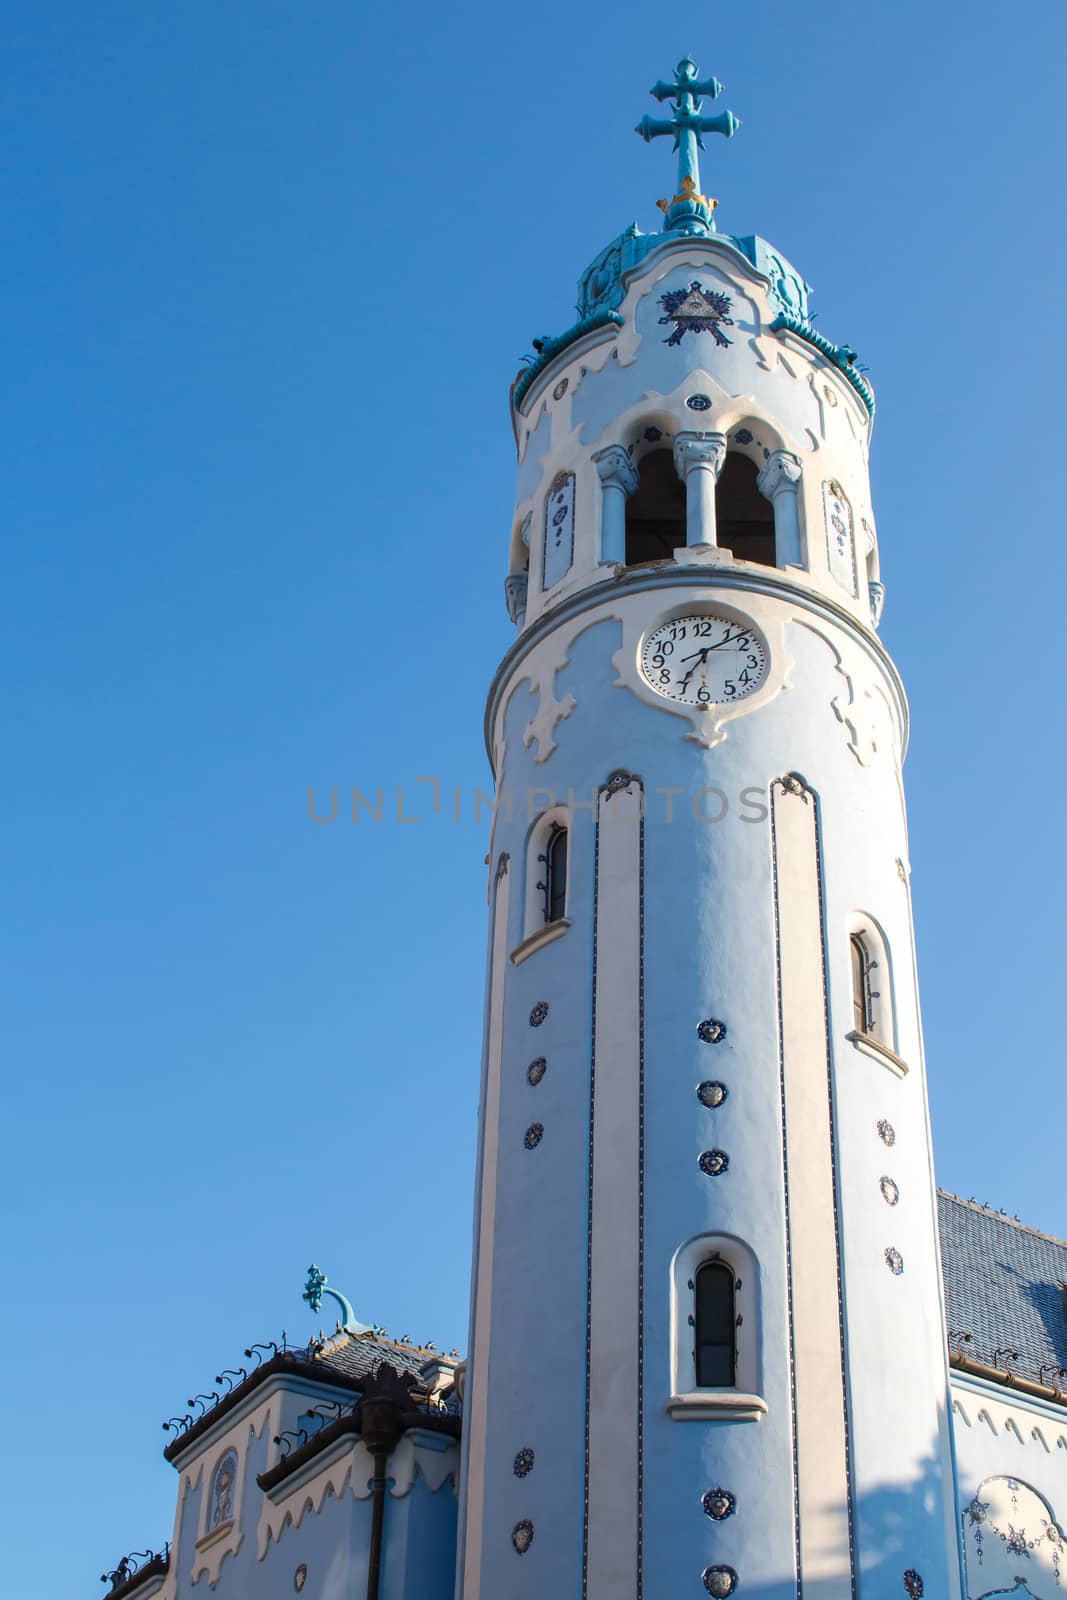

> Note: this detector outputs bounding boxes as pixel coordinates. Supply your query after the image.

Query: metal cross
[635,57,740,230]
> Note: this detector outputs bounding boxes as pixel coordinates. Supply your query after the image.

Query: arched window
[538,824,568,925]
[716,453,775,566]
[694,1261,736,1387]
[846,917,905,1072]
[669,1235,764,1419]
[850,932,875,1036]
[625,449,686,565]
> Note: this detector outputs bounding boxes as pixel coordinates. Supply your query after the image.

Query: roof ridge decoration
[635,57,740,236]
[302,1264,378,1337]
[939,1188,1067,1251]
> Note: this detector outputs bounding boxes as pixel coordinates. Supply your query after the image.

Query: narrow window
[538,824,568,924]
[851,933,876,1036]
[625,449,686,565]
[716,453,775,566]
[694,1261,736,1387]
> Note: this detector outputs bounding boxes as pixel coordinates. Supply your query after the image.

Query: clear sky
[3,0,1065,1590]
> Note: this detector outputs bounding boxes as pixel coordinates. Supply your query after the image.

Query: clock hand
[679,651,711,691]
[704,629,749,652]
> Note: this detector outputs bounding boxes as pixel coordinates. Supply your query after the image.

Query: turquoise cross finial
[635,58,740,234]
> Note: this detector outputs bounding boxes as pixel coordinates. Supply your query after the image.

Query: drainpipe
[356,1366,410,1600]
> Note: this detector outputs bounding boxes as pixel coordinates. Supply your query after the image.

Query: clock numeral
[723,679,737,697]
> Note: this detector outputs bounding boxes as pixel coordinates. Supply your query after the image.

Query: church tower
[458,62,962,1600]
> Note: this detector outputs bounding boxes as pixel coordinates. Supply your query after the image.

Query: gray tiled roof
[938,1191,1067,1385]
[317,1331,448,1385]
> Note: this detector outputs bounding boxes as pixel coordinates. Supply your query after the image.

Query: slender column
[771,778,854,1598]
[673,431,727,546]
[593,445,639,565]
[585,775,643,1598]
[756,448,803,566]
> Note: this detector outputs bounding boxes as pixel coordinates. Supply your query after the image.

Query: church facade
[101,64,1067,1600]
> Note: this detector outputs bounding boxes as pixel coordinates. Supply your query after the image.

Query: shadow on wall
[680,1450,957,1600]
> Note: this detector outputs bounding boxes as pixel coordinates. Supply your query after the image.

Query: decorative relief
[697,1081,728,1108]
[885,1247,904,1275]
[734,427,754,444]
[552,377,569,401]
[880,1176,900,1206]
[699,1149,729,1177]
[686,392,713,411]
[512,1520,535,1555]
[877,1119,896,1147]
[524,1123,544,1150]
[659,282,734,348]
[703,1565,739,1597]
[964,1476,1066,1598]
[903,1572,923,1598]
[702,1488,736,1521]
[697,1018,728,1044]
[824,479,858,597]
[527,1057,547,1086]
[529,1002,549,1027]
[294,1564,308,1592]
[208,1449,238,1531]
[869,579,886,628]
[513,1447,535,1478]
[543,472,575,592]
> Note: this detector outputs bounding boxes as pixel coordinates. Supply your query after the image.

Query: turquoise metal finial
[635,58,740,234]
[302,1264,376,1336]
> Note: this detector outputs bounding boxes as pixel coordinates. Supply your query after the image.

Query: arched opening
[847,917,896,1057]
[694,1261,736,1387]
[624,450,686,565]
[851,933,875,1036]
[541,824,568,925]
[716,454,775,566]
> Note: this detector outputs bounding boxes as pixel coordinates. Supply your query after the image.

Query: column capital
[673,430,727,480]
[504,572,528,627]
[757,448,803,499]
[592,444,639,496]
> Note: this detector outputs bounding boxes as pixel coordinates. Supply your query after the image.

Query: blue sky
[3,0,1065,1589]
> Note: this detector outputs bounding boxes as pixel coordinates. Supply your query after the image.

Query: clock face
[640,613,768,706]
